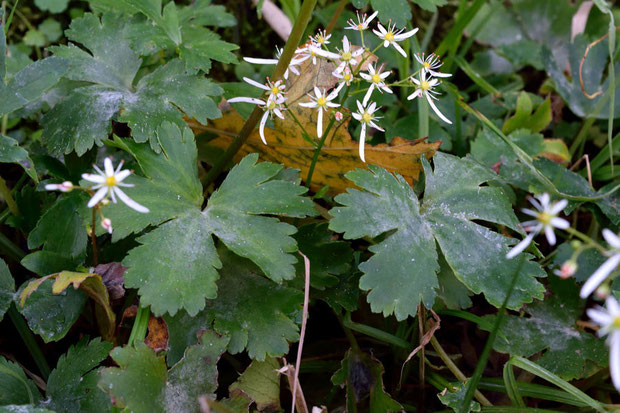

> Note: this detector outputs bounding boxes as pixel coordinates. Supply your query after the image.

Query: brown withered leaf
[145,316,169,353]
[94,262,127,301]
[191,52,438,194]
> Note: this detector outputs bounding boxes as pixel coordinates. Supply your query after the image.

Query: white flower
[228,95,286,145]
[407,71,452,125]
[372,22,418,57]
[312,35,364,74]
[505,193,569,259]
[312,29,331,46]
[351,100,384,163]
[101,218,113,234]
[243,46,302,79]
[333,66,354,87]
[242,76,285,101]
[580,230,620,298]
[295,42,322,66]
[587,296,620,390]
[82,157,149,213]
[298,86,340,138]
[345,10,379,31]
[359,63,392,106]
[415,53,452,78]
[45,181,73,192]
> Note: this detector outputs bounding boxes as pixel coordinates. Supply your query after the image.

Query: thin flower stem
[0,176,19,217]
[283,102,317,147]
[8,305,51,380]
[564,226,607,253]
[324,0,347,35]
[201,0,318,190]
[429,336,492,407]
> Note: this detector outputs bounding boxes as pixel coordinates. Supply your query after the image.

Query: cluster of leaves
[0,0,618,412]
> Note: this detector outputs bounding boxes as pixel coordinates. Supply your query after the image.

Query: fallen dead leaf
[191,55,439,193]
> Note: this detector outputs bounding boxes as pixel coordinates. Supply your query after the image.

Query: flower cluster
[233,11,452,163]
[45,157,149,234]
[507,192,620,388]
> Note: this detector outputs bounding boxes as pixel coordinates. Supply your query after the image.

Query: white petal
[430,70,452,78]
[113,187,149,213]
[368,102,377,112]
[244,57,278,65]
[363,84,375,106]
[394,28,418,40]
[366,10,378,24]
[228,97,265,105]
[425,93,452,124]
[580,254,620,298]
[342,35,350,52]
[411,77,421,86]
[317,109,323,138]
[243,77,270,91]
[376,23,387,35]
[369,121,384,132]
[392,42,407,57]
[506,233,535,259]
[104,158,115,176]
[115,169,131,182]
[521,208,538,217]
[259,111,269,145]
[356,100,364,113]
[87,187,108,208]
[549,199,568,214]
[550,217,569,229]
[352,112,362,121]
[415,54,424,65]
[273,108,284,119]
[539,193,550,208]
[407,90,421,100]
[603,229,620,249]
[528,196,543,211]
[383,39,390,47]
[544,225,557,245]
[82,173,106,183]
[587,308,613,326]
[299,101,318,108]
[313,47,340,59]
[359,123,367,163]
[359,73,371,81]
[607,296,620,316]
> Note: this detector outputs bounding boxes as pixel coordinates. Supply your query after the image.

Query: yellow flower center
[537,212,552,225]
[613,316,620,329]
[420,81,431,91]
[372,74,381,83]
[317,36,324,44]
[317,97,327,106]
[424,62,431,69]
[271,86,280,95]
[344,73,352,82]
[385,32,395,42]
[358,24,364,30]
[106,176,117,187]
[267,101,276,110]
[362,112,372,123]
[342,51,352,61]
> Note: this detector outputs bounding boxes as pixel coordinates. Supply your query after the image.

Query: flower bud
[570,240,582,250]
[554,261,577,279]
[595,284,611,300]
[45,181,74,192]
[335,111,343,121]
[101,218,113,234]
